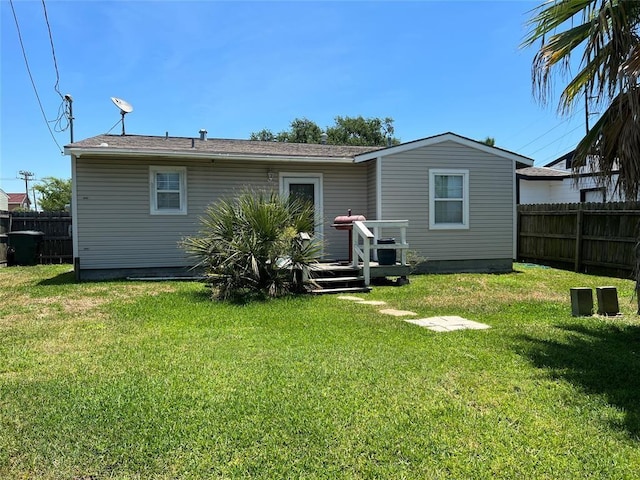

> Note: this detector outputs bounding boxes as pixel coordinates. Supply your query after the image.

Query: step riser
[308,286,372,295]
[306,264,369,295]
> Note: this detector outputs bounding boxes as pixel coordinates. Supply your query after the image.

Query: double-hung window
[150,166,187,215]
[429,169,469,229]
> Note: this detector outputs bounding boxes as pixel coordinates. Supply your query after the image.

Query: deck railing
[352,220,409,285]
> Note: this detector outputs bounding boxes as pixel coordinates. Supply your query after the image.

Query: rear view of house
[64,132,532,280]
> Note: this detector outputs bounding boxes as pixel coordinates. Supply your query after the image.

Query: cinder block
[596,286,619,315]
[570,287,593,316]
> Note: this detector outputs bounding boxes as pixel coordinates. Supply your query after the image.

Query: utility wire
[41,0,63,100]
[9,0,63,154]
[41,0,71,135]
[528,123,586,157]
[516,107,585,151]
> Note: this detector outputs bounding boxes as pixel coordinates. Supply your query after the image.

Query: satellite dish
[111,97,133,113]
[110,97,134,135]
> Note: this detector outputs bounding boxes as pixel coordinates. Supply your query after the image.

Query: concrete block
[570,288,593,316]
[596,286,619,315]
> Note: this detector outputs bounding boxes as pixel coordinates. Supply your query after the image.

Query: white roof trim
[354,132,534,166]
[63,146,355,164]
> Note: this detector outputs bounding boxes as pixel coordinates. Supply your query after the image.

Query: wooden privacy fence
[7,211,72,264]
[518,202,640,279]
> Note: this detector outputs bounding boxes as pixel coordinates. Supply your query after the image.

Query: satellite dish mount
[110,97,134,135]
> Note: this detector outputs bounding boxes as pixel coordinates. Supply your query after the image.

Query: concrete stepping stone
[335,296,387,306]
[379,308,417,317]
[405,316,490,332]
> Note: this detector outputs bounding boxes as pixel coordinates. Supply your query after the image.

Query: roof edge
[354,132,534,165]
[63,146,356,164]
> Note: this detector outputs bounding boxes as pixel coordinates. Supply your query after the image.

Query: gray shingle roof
[66,134,384,159]
[516,166,569,179]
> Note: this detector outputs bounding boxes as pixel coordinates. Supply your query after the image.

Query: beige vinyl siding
[75,156,368,269]
[366,159,377,219]
[380,141,514,261]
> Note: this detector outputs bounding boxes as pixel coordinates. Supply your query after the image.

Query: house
[0,189,8,211]
[63,132,533,280]
[517,150,624,204]
[6,193,31,211]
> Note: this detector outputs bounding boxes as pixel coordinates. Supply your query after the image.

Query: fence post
[574,204,583,272]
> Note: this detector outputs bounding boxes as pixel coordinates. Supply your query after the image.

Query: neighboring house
[517,150,624,204]
[0,189,8,211]
[7,193,31,211]
[63,131,533,280]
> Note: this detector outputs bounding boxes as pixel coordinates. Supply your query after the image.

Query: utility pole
[64,94,74,143]
[585,90,590,134]
[18,170,35,210]
[31,186,38,212]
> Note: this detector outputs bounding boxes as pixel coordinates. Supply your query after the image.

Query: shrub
[182,189,322,300]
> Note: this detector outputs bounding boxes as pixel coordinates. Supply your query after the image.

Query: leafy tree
[249,129,276,142]
[522,0,640,200]
[181,189,322,301]
[326,116,400,146]
[480,137,496,147]
[250,115,400,146]
[34,177,71,212]
[280,118,324,144]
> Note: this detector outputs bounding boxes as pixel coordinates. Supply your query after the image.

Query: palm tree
[181,189,322,300]
[522,0,640,199]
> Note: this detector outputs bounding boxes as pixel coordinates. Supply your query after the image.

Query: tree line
[250,116,401,146]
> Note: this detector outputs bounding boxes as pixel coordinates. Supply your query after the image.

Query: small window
[429,169,469,229]
[150,166,187,215]
[580,187,605,203]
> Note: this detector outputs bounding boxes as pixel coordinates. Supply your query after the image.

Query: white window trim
[149,166,187,215]
[429,168,469,230]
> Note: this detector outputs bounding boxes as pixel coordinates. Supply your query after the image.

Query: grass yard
[1,264,639,479]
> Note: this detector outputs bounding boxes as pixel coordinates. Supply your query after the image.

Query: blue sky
[1,0,588,198]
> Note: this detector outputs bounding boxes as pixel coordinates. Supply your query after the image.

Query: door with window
[280,174,323,237]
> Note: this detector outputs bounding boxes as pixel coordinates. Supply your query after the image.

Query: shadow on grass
[36,270,76,286]
[519,322,640,439]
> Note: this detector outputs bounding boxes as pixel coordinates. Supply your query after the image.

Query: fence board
[518,202,640,279]
[8,211,72,264]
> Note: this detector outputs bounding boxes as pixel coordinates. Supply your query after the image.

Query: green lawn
[1,264,639,479]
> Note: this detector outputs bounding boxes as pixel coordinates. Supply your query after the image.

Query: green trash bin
[8,231,45,266]
[377,238,396,265]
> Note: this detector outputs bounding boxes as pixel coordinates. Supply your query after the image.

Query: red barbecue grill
[332,209,366,263]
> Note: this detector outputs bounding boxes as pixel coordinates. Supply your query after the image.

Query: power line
[528,123,586,157]
[41,0,71,136]
[515,107,585,151]
[9,0,63,154]
[41,0,63,100]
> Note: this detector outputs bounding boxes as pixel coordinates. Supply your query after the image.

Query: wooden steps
[305,264,371,295]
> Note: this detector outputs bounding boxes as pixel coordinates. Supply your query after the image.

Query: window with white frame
[149,166,187,215]
[429,169,469,229]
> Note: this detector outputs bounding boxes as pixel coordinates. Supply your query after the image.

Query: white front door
[280,173,323,238]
